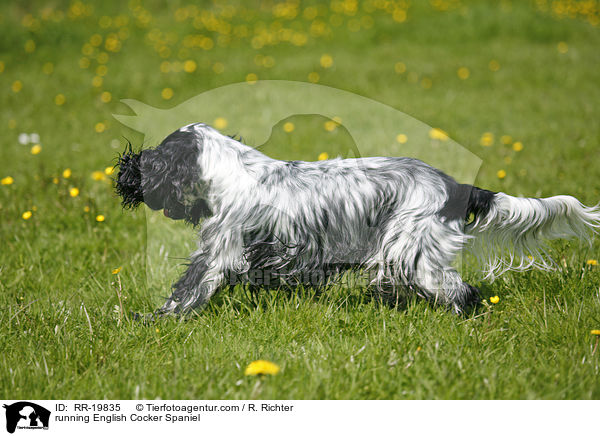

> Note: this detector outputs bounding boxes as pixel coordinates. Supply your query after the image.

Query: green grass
[1,0,600,399]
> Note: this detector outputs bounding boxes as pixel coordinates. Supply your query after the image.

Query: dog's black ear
[115,141,144,208]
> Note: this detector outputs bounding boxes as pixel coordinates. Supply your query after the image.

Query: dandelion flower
[112,267,122,274]
[396,134,408,144]
[429,128,449,141]
[457,67,470,80]
[586,259,598,266]
[83,206,90,212]
[69,187,79,197]
[320,54,333,68]
[324,120,337,132]
[497,169,506,179]
[96,214,105,222]
[161,87,173,100]
[480,132,494,147]
[318,152,329,161]
[512,141,523,152]
[557,42,568,54]
[30,144,42,155]
[95,122,106,133]
[489,60,500,71]
[245,73,258,84]
[104,166,115,176]
[63,168,72,179]
[490,296,499,304]
[214,117,228,130]
[100,91,112,103]
[591,330,600,336]
[244,360,280,376]
[183,60,197,73]
[307,72,320,83]
[12,80,23,93]
[1,176,14,185]
[283,122,295,133]
[55,94,66,106]
[22,210,33,220]
[91,171,106,181]
[394,62,406,74]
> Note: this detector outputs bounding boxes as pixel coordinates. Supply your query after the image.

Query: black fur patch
[438,175,496,222]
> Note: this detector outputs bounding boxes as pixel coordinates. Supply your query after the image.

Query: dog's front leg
[157,251,234,316]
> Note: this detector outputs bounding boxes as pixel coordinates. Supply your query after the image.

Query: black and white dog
[116,122,600,315]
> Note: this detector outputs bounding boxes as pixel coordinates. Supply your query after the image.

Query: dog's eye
[466,212,475,225]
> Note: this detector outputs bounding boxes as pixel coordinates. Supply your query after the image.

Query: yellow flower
[12,80,23,93]
[96,214,105,222]
[30,144,42,155]
[183,60,197,73]
[283,122,295,133]
[214,117,228,130]
[591,330,600,336]
[63,168,72,179]
[22,210,33,220]
[490,295,499,304]
[92,76,103,87]
[324,120,337,132]
[244,360,280,376]
[52,177,59,184]
[429,128,449,141]
[111,267,122,274]
[394,62,406,74]
[55,94,66,106]
[1,176,14,185]
[480,132,494,147]
[457,67,470,80]
[69,187,79,197]
[95,122,106,133]
[586,259,598,266]
[245,73,258,84]
[497,169,506,179]
[104,166,115,175]
[512,141,523,152]
[83,206,90,212]
[396,134,408,144]
[557,42,568,54]
[307,72,320,83]
[489,60,500,71]
[320,54,333,68]
[161,87,173,100]
[318,152,329,161]
[92,171,106,181]
[100,91,112,103]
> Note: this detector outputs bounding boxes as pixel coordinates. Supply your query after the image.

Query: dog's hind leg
[382,216,478,313]
[411,219,480,313]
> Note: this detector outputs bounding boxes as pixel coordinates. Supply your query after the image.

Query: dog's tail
[466,189,600,278]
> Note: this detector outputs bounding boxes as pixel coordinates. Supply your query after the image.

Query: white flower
[18,133,30,145]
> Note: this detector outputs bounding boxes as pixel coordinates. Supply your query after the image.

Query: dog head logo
[3,402,50,433]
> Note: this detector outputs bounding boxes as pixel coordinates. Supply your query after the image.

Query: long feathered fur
[115,122,600,315]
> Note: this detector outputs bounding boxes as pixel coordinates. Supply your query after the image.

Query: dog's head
[115,129,211,225]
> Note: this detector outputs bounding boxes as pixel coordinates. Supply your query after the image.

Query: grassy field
[2,0,600,399]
